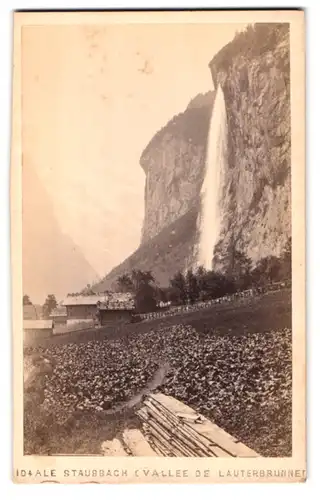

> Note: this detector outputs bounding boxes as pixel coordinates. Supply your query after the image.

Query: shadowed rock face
[95,23,291,289]
[140,92,214,244]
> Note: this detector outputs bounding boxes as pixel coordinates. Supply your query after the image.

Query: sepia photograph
[11,10,305,483]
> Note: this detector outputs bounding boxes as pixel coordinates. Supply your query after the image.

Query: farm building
[24,319,53,344]
[97,293,135,325]
[23,304,42,320]
[62,295,101,322]
[49,306,67,326]
[62,293,135,325]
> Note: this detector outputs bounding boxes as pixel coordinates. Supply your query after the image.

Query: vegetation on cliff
[209,23,289,76]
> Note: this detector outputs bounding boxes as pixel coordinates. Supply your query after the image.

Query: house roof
[49,306,67,317]
[24,320,53,330]
[99,292,135,310]
[62,292,135,310]
[97,292,135,310]
[62,295,103,306]
[23,304,42,320]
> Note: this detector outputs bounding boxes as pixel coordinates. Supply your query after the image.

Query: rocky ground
[24,323,291,457]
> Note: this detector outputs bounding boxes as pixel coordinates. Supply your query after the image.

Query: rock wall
[95,23,291,290]
[140,92,214,243]
[93,204,199,292]
[209,23,291,269]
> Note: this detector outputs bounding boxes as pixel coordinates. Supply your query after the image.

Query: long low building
[97,296,135,325]
[49,306,67,326]
[62,293,135,325]
[24,319,53,344]
[62,295,100,321]
[23,304,43,320]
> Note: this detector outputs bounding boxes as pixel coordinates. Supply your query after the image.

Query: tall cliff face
[209,23,291,269]
[140,92,214,243]
[94,23,291,291]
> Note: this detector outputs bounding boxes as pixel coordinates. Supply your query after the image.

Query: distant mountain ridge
[23,165,99,303]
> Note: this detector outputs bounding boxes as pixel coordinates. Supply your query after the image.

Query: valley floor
[24,289,292,457]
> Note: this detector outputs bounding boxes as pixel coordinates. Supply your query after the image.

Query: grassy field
[24,289,292,457]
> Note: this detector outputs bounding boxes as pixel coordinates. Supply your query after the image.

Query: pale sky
[22,22,247,285]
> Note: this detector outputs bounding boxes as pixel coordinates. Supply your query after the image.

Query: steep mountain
[23,165,99,303]
[93,203,199,292]
[209,23,291,268]
[94,23,291,291]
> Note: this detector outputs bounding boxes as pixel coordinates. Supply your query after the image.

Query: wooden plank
[137,393,259,458]
[176,412,205,423]
[139,407,195,457]
[143,422,194,458]
[141,423,169,456]
[138,404,216,457]
[144,399,182,429]
[152,393,199,416]
[148,394,259,458]
[141,422,182,457]
[207,445,234,458]
[143,399,218,456]
[137,408,193,457]
[185,420,259,458]
[122,428,158,457]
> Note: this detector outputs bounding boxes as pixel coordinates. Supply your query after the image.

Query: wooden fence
[137,281,288,322]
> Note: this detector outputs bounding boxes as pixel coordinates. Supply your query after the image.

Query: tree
[116,273,134,293]
[230,250,253,290]
[131,269,155,290]
[131,270,157,313]
[116,270,157,313]
[42,294,57,318]
[279,237,292,282]
[194,266,211,300]
[166,286,181,304]
[283,237,292,260]
[201,270,235,300]
[154,286,170,304]
[251,256,282,286]
[82,284,96,296]
[134,282,157,313]
[195,266,207,287]
[186,269,200,304]
[170,271,188,304]
[250,239,291,287]
[23,295,32,306]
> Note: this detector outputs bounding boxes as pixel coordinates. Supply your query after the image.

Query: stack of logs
[136,393,260,458]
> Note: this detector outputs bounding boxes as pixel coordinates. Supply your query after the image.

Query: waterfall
[197,85,227,270]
